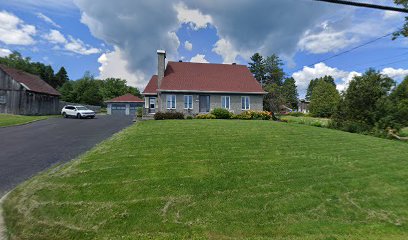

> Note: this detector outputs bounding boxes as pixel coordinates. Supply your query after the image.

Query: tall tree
[72,72,104,106]
[264,54,285,86]
[58,81,76,102]
[55,67,69,87]
[263,83,284,113]
[334,69,395,127]
[306,75,335,100]
[248,53,266,85]
[309,80,340,117]
[281,77,298,109]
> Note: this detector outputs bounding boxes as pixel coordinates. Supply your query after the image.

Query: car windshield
[76,107,89,110]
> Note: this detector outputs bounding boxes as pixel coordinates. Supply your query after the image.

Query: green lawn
[0,114,50,127]
[280,115,330,127]
[4,120,408,239]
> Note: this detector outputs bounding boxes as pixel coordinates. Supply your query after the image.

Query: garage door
[111,104,126,115]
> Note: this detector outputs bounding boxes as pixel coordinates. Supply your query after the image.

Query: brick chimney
[157,50,166,89]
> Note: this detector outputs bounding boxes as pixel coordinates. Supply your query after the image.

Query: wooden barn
[0,64,61,115]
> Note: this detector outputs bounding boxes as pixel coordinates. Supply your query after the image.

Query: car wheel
[77,113,82,119]
[62,112,67,118]
[91,116,95,119]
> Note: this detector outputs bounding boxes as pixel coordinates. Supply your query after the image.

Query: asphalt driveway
[0,115,134,196]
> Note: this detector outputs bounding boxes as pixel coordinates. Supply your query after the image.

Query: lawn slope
[4,120,408,239]
[0,114,49,127]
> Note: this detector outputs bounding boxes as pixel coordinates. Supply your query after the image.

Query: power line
[314,0,408,13]
[290,31,395,74]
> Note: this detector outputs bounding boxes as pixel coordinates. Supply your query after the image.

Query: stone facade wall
[155,93,264,115]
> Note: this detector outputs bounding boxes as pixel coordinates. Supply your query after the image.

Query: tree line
[0,51,141,106]
[248,53,408,137]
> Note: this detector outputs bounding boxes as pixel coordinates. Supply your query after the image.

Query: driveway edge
[0,118,47,129]
[0,192,10,240]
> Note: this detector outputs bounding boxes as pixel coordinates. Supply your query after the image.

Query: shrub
[186,115,193,120]
[329,120,372,133]
[136,107,143,118]
[211,108,232,119]
[196,113,216,119]
[154,111,185,120]
[287,112,305,117]
[233,110,272,120]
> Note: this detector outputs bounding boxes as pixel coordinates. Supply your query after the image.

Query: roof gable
[0,64,60,96]
[105,93,144,103]
[143,62,265,94]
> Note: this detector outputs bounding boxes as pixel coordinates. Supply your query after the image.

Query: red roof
[0,64,60,96]
[143,61,265,94]
[105,93,144,103]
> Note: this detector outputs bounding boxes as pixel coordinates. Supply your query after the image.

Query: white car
[61,105,96,119]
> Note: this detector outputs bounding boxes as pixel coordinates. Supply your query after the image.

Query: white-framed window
[144,97,149,108]
[184,95,193,109]
[166,95,176,109]
[0,95,5,104]
[241,96,250,110]
[221,96,230,109]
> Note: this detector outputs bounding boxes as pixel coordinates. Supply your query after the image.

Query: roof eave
[157,89,267,94]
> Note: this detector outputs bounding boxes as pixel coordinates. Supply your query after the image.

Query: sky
[0,0,407,97]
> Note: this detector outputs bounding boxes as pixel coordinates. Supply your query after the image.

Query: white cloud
[75,0,180,80]
[383,10,403,20]
[190,54,209,63]
[0,48,12,57]
[2,0,76,12]
[298,21,359,54]
[184,40,193,51]
[212,38,248,64]
[381,67,408,80]
[98,47,147,89]
[175,2,212,30]
[64,36,100,55]
[36,12,61,28]
[292,62,362,95]
[43,29,100,55]
[336,71,362,92]
[0,11,36,45]
[43,29,66,44]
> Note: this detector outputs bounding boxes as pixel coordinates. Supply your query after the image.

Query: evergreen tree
[264,54,285,86]
[55,67,69,87]
[248,53,266,86]
[281,77,298,109]
[263,83,284,113]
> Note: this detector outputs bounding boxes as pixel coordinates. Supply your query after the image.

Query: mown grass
[0,114,50,127]
[280,115,330,128]
[4,120,408,239]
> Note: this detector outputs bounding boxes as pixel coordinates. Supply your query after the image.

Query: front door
[199,95,210,113]
[149,97,156,114]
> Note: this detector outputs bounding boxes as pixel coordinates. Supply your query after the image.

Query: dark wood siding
[0,68,60,115]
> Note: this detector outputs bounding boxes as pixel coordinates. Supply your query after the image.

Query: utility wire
[289,31,395,74]
[314,0,408,13]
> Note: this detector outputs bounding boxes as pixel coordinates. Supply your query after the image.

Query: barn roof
[0,64,61,96]
[105,93,144,103]
[143,61,265,95]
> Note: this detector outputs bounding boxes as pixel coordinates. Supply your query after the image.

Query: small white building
[105,94,144,116]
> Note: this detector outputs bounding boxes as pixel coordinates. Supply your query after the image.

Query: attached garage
[105,94,144,116]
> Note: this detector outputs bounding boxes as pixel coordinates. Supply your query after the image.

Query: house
[0,64,61,115]
[298,99,310,113]
[142,50,266,116]
[105,93,144,116]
